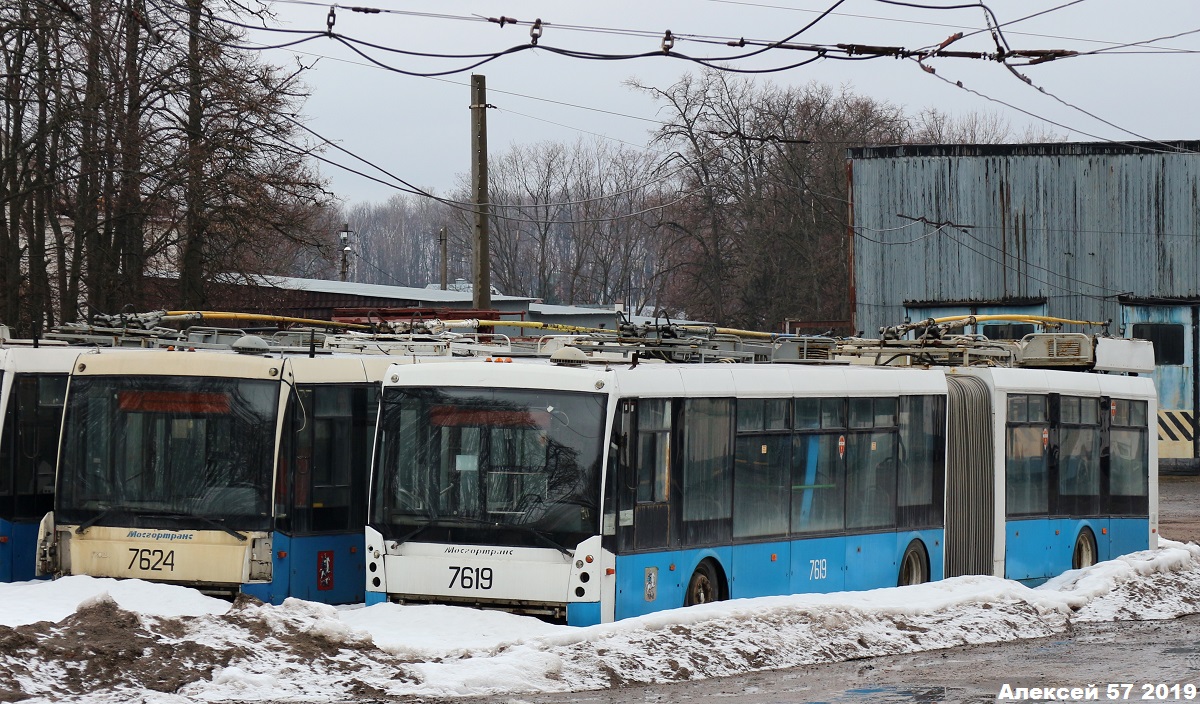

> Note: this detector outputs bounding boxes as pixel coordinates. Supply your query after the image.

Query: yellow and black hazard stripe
[1159,410,1195,442]
[1158,410,1196,459]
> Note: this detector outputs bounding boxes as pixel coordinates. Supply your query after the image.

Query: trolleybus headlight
[585,554,594,563]
[575,560,584,568]
[369,562,377,572]
[580,572,590,583]
[575,587,585,597]
[372,577,381,587]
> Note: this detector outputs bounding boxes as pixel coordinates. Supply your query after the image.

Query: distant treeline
[347,71,1055,330]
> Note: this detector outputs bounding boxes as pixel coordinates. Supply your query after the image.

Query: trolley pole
[470,74,491,309]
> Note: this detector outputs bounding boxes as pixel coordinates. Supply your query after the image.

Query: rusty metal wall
[848,142,1200,335]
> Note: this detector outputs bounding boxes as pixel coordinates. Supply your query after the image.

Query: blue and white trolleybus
[365,331,1156,624]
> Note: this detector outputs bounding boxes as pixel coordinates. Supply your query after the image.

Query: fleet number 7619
[447,565,493,590]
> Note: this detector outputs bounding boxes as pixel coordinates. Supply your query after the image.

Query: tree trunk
[180,0,206,308]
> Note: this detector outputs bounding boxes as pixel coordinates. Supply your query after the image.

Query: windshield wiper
[75,505,136,534]
[75,506,246,541]
[501,522,573,557]
[393,520,433,546]
[152,512,247,542]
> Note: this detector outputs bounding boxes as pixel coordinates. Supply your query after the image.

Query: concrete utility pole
[470,74,491,309]
[439,227,448,290]
[339,223,352,282]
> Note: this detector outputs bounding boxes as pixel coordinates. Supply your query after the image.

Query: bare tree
[631,71,916,329]
[0,0,333,333]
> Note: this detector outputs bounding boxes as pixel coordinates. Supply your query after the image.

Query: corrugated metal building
[847,141,1200,472]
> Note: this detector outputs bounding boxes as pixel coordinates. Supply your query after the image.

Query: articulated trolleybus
[38,339,421,604]
[366,328,1157,625]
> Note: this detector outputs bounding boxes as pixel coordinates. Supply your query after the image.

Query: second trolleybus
[38,342,400,603]
[365,333,1157,624]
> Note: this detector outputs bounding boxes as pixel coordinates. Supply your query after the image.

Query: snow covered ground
[2,540,1199,703]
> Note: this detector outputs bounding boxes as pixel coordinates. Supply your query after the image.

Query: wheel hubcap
[1077,537,1095,568]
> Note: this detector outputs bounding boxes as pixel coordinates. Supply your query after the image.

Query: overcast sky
[243,0,1199,205]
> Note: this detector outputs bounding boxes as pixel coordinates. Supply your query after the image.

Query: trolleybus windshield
[57,375,279,531]
[373,387,605,549]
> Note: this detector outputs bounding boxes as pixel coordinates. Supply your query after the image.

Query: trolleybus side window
[1057,396,1101,516]
[0,375,66,520]
[1108,398,1149,514]
[733,398,791,538]
[845,398,899,530]
[372,402,425,523]
[0,371,11,516]
[791,397,845,535]
[636,399,671,503]
[896,395,947,529]
[1006,394,1049,516]
[681,398,734,546]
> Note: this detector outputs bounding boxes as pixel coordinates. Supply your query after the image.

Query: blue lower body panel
[567,601,601,626]
[1054,518,1108,571]
[733,539,795,598]
[845,529,944,590]
[240,531,365,605]
[0,519,43,583]
[614,550,683,621]
[1006,517,1128,585]
[613,530,945,620]
[788,535,847,593]
[1108,517,1150,558]
[1006,518,1055,584]
[0,518,11,583]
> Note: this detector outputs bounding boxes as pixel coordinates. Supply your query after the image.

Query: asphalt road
[451,614,1200,704]
[437,476,1200,704]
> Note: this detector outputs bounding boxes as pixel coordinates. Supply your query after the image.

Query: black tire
[1072,527,1098,570]
[898,540,930,587]
[685,560,722,607]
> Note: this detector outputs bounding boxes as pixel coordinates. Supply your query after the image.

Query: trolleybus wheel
[1072,528,1098,570]
[685,560,722,607]
[898,540,929,586]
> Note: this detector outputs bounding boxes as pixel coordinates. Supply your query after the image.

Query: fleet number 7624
[128,548,175,572]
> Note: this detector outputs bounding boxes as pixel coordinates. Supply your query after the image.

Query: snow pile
[1,541,1197,703]
[0,575,229,628]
